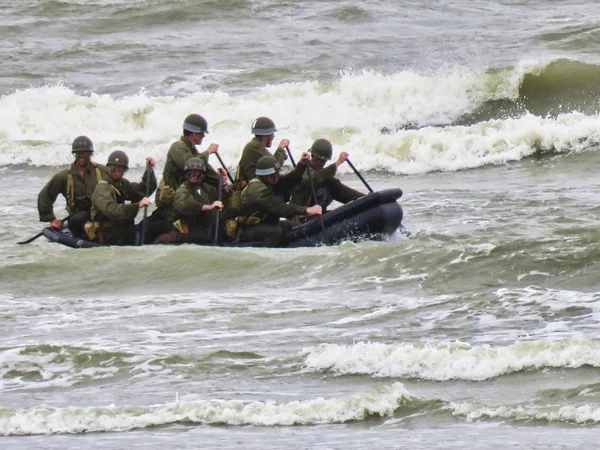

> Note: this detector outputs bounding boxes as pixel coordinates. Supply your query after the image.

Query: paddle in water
[17,215,71,245]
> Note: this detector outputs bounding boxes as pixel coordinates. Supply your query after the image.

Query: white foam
[0,383,409,435]
[302,339,600,381]
[2,67,599,173]
[449,401,600,424]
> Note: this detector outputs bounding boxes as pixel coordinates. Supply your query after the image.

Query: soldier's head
[252,116,277,148]
[106,150,129,181]
[71,135,94,168]
[255,155,281,184]
[183,114,209,146]
[309,138,333,170]
[184,157,206,185]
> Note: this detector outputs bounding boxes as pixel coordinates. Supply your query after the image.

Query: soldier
[89,150,157,246]
[237,154,322,247]
[160,157,230,245]
[155,113,220,210]
[234,116,289,187]
[290,138,364,214]
[37,136,106,237]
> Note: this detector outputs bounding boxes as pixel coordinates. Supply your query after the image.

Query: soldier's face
[186,169,205,185]
[264,134,275,148]
[190,132,205,146]
[107,164,127,181]
[72,150,93,168]
[266,172,280,185]
[311,157,326,170]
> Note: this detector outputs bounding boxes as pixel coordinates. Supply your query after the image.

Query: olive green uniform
[238,164,307,246]
[171,181,226,244]
[38,162,106,235]
[235,137,287,184]
[91,168,157,245]
[156,136,219,207]
[290,163,364,211]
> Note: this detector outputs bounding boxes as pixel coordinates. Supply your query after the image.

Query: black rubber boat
[41,188,404,248]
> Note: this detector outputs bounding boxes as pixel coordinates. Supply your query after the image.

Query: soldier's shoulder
[169,139,189,152]
[47,166,71,183]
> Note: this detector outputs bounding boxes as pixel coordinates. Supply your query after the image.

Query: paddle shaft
[18,215,71,245]
[138,162,153,245]
[346,159,374,193]
[305,163,326,232]
[214,176,222,245]
[215,152,234,184]
[285,146,296,168]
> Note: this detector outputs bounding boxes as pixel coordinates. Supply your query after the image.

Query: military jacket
[172,181,221,230]
[290,163,364,207]
[162,137,219,191]
[235,137,287,183]
[91,168,157,224]
[38,162,106,222]
[239,164,307,224]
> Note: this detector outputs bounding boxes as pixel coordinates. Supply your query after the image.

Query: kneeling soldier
[89,151,157,245]
[167,157,229,244]
[237,154,322,247]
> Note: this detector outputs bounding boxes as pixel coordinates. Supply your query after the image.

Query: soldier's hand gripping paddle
[17,215,71,245]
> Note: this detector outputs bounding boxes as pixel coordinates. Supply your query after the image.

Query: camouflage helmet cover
[184,157,207,172]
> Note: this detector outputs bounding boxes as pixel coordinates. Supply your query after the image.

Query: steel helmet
[251,116,277,136]
[184,157,206,172]
[255,155,281,176]
[71,135,94,152]
[183,114,209,134]
[310,138,333,161]
[106,150,129,168]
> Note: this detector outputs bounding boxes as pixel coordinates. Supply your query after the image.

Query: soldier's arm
[92,183,140,223]
[276,163,307,191]
[173,188,206,218]
[37,171,67,222]
[273,147,287,165]
[327,178,365,203]
[255,188,306,220]
[197,154,220,188]
[125,167,158,201]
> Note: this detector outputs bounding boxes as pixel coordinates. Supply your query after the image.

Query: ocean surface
[1,0,600,448]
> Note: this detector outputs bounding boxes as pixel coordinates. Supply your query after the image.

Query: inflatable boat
[41,188,404,248]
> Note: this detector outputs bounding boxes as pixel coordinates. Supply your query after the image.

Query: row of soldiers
[37,114,365,247]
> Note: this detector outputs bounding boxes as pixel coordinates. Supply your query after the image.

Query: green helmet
[183,114,209,134]
[251,116,277,136]
[310,138,333,161]
[184,157,206,172]
[106,150,129,168]
[255,155,281,176]
[72,135,94,152]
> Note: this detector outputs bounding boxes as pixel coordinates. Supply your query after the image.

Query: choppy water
[1,1,600,448]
